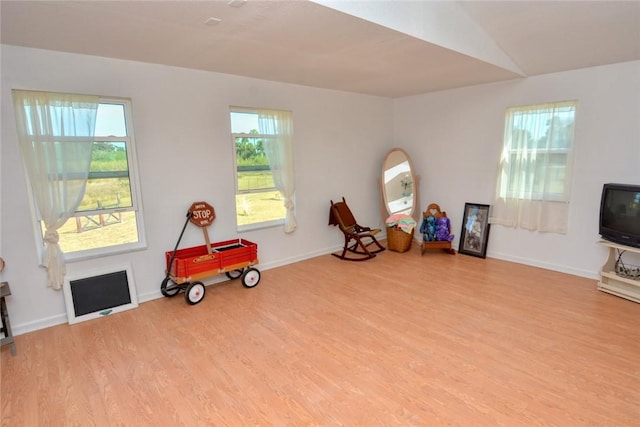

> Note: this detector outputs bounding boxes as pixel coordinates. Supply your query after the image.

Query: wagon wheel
[161,276,180,297]
[225,269,244,280]
[241,268,261,288]
[185,281,206,305]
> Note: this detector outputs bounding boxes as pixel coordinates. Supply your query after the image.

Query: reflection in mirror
[382,148,416,218]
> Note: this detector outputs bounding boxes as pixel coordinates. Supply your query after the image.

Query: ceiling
[1,0,639,98]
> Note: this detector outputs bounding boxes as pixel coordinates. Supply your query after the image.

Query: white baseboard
[487,250,599,280]
[13,312,68,336]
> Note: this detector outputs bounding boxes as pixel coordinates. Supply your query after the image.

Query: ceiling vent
[228,0,247,8]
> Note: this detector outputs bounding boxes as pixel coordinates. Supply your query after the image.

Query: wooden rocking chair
[329,197,386,261]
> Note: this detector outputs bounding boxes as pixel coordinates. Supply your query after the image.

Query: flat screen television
[599,183,640,248]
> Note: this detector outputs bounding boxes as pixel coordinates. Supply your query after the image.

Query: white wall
[395,60,640,277]
[3,44,638,334]
[0,45,394,334]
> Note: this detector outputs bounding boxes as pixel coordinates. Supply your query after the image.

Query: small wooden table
[1,282,16,356]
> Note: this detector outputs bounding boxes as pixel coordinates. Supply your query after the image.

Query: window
[490,101,577,233]
[40,99,145,258]
[230,108,296,232]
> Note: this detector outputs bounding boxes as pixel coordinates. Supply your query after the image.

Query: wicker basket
[387,226,414,253]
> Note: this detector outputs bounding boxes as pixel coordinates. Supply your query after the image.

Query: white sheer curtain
[258,109,297,233]
[490,102,576,233]
[12,90,99,289]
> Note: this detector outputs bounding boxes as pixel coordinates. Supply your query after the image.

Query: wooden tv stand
[597,240,640,303]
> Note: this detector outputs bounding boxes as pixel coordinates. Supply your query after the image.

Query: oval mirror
[381,148,416,218]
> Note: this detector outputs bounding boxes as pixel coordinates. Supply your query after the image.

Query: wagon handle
[165,211,193,279]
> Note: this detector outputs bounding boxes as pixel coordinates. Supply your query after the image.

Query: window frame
[26,96,147,263]
[498,100,577,203]
[230,107,287,232]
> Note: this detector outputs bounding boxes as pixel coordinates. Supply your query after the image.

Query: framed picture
[459,203,491,258]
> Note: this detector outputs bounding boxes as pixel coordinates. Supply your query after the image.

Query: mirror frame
[381,147,418,220]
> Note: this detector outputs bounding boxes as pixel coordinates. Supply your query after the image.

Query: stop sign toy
[188,201,215,227]
[189,201,216,250]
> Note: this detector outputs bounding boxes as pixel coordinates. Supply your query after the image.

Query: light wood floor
[2,244,639,426]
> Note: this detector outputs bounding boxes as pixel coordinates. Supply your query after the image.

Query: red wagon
[161,202,260,305]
